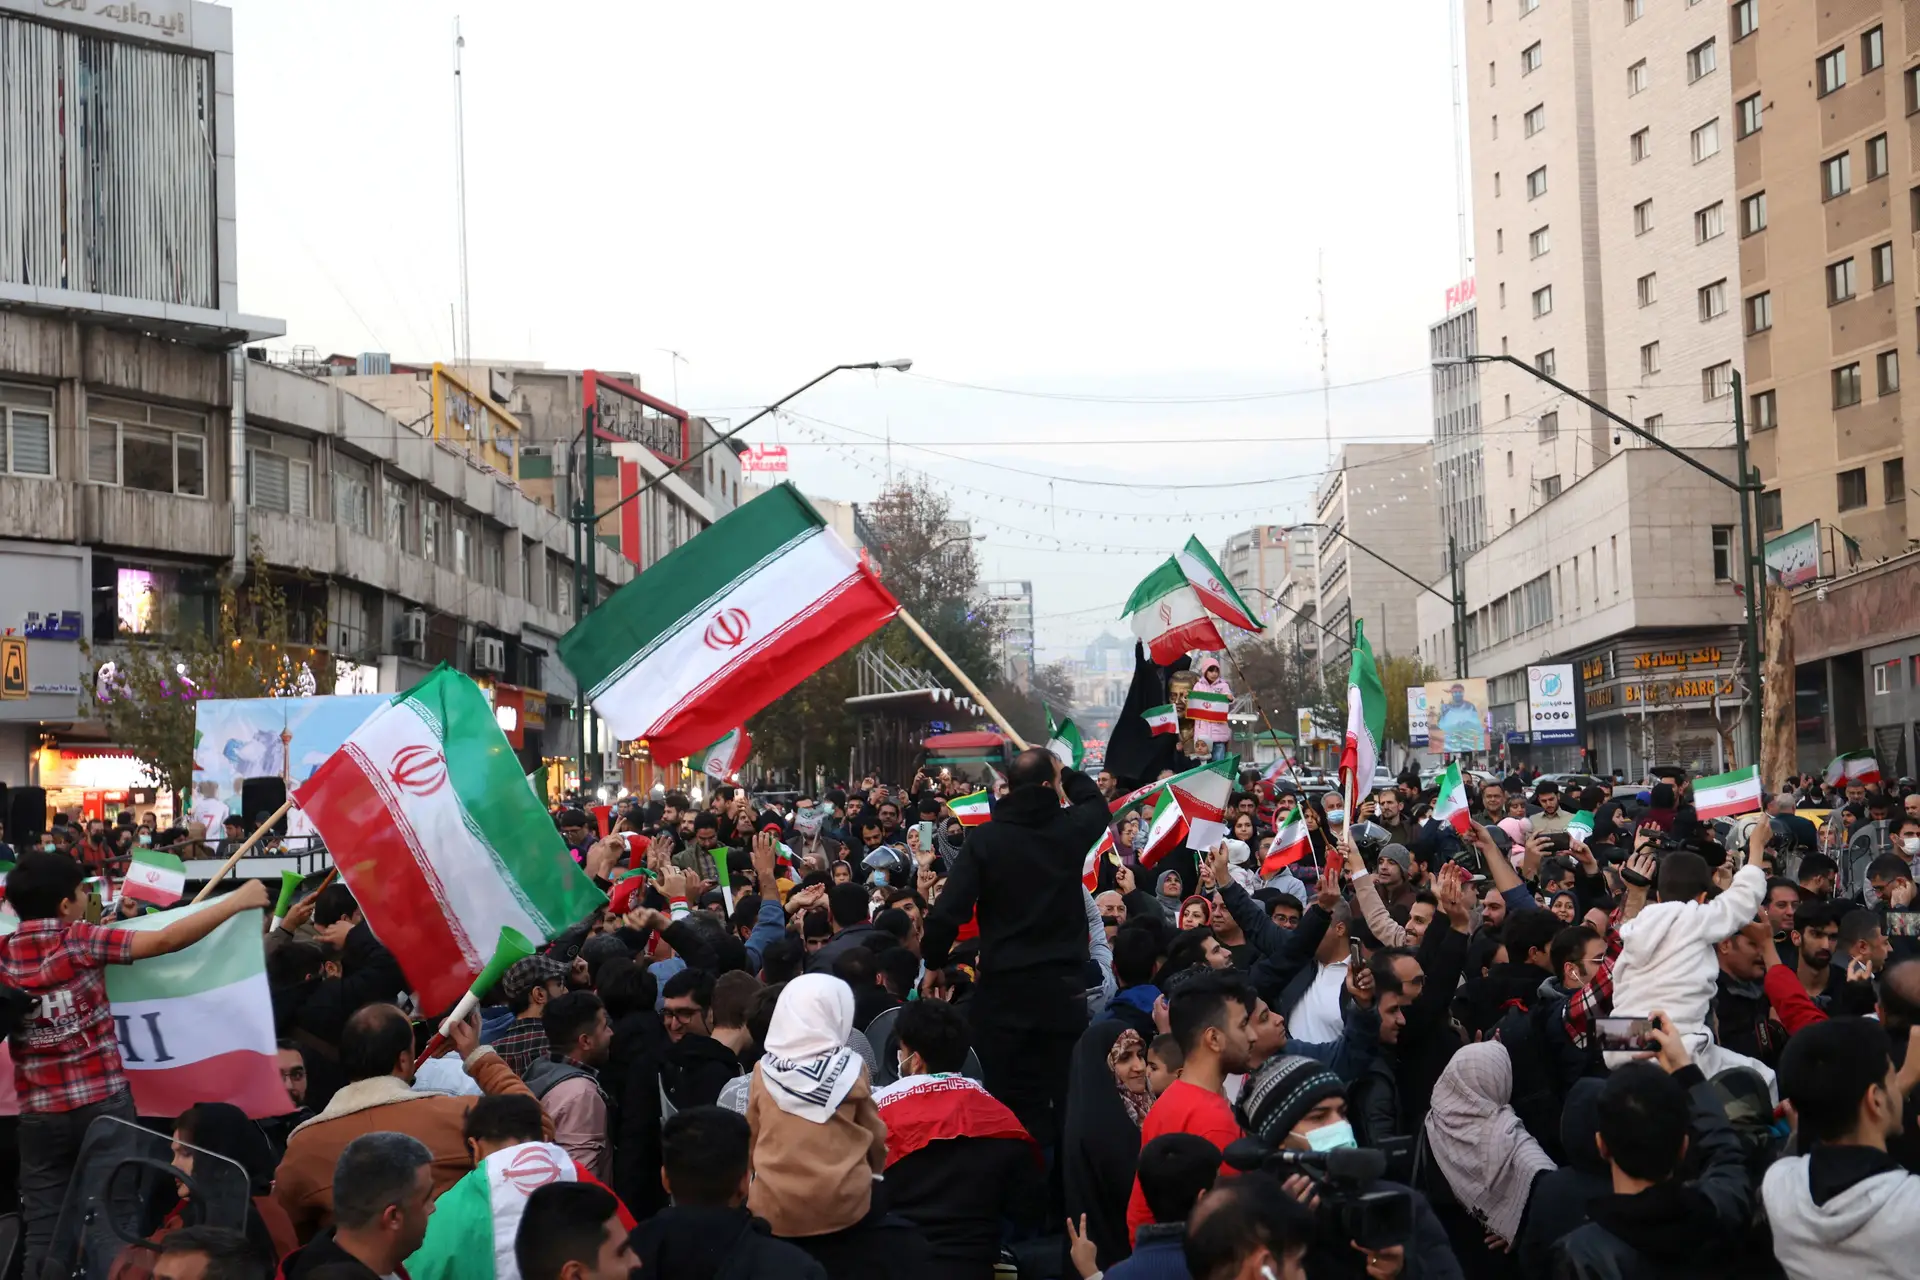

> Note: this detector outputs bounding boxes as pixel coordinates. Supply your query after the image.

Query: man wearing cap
[492,954,568,1078]
[1530,780,1571,836]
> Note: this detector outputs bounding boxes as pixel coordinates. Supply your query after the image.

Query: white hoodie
[1607,862,1766,1046]
[1763,1153,1920,1280]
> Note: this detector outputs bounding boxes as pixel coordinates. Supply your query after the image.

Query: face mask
[1905,837,1920,856]
[1325,810,1345,826]
[1293,1119,1357,1152]
[138,834,152,847]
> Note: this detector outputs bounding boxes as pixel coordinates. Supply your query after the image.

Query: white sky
[230,0,1465,661]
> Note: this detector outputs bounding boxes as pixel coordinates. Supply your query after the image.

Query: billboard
[1527,664,1580,744]
[1406,686,1429,747]
[742,444,790,476]
[1764,521,1819,587]
[1424,678,1490,753]
[190,695,388,841]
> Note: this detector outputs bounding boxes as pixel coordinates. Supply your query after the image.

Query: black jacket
[809,921,893,974]
[884,1134,1046,1280]
[1218,880,1331,1009]
[1549,1065,1754,1279]
[1713,971,1785,1069]
[613,1032,741,1218]
[1350,920,1469,1156]
[1518,1079,1610,1279]
[924,768,1108,992]
[1302,1181,1464,1280]
[630,1204,828,1280]
[279,1228,387,1279]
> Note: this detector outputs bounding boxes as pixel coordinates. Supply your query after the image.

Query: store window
[91,556,217,641]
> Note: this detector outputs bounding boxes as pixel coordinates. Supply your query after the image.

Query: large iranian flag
[1123,558,1226,665]
[408,1141,606,1280]
[1177,535,1264,633]
[1110,756,1238,852]
[1824,751,1881,788]
[1339,620,1386,803]
[295,666,606,1015]
[558,483,899,761]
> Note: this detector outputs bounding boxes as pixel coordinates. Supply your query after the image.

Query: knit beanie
[1237,1053,1346,1146]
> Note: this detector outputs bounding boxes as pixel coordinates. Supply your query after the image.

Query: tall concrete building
[978,579,1036,689]
[1313,445,1442,660]
[1430,301,1490,557]
[1735,5,1918,561]
[1466,0,1742,535]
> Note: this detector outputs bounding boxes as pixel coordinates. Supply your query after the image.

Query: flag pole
[190,798,296,903]
[894,607,1030,750]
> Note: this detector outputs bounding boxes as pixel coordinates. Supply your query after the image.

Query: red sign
[742,444,790,475]
[1444,277,1477,313]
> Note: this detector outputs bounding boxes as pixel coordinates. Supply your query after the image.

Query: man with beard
[1792,899,1845,1010]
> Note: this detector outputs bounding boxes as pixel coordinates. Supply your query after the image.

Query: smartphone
[1546,832,1573,852]
[1595,1016,1655,1052]
[917,820,935,849]
[1349,941,1364,969]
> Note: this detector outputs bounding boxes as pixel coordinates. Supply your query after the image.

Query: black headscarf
[1062,1020,1143,1269]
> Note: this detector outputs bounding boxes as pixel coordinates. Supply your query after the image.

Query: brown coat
[744,1061,888,1238]
[272,1048,542,1243]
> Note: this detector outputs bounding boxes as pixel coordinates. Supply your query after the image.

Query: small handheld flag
[949,790,992,826]
[1433,763,1473,834]
[1694,765,1763,821]
[1143,704,1179,736]
[1261,814,1312,877]
[1046,705,1086,770]
[122,848,186,908]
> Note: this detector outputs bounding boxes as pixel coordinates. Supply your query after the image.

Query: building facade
[978,580,1036,689]
[1430,301,1490,557]
[1313,444,1442,661]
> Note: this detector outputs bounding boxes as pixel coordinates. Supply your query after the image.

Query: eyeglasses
[662,1005,703,1023]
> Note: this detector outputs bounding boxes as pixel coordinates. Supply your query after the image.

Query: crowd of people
[4,745,1920,1279]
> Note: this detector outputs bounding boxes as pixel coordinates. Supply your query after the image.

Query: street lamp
[1435,353,1763,767]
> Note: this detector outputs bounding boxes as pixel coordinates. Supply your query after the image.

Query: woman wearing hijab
[1422,1042,1556,1269]
[1113,812,1144,869]
[1548,890,1579,924]
[1178,895,1212,931]
[1153,869,1185,923]
[1107,1028,1154,1128]
[1062,1022,1147,1268]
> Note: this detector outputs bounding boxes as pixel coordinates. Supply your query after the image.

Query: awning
[923,731,1006,752]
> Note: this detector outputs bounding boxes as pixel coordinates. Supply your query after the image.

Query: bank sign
[1526,664,1579,744]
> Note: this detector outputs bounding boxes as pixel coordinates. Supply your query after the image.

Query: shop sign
[23,610,83,641]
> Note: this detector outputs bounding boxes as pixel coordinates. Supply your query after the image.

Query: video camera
[1222,1136,1413,1252]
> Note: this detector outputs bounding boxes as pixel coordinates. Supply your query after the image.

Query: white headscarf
[757,973,865,1122]
[1423,1042,1555,1244]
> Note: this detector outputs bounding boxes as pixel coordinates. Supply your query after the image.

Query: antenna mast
[453,18,472,367]
[1447,0,1471,276]
[1318,250,1332,468]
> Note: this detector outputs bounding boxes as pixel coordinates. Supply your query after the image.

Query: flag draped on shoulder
[295,665,607,1015]
[407,1141,597,1280]
[558,483,899,762]
[1824,751,1880,788]
[1339,620,1386,801]
[697,727,752,781]
[1694,765,1763,821]
[1123,558,1226,665]
[1433,762,1472,833]
[1046,705,1086,769]
[1177,535,1264,633]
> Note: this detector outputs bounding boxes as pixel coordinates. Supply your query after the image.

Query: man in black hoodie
[630,1106,826,1279]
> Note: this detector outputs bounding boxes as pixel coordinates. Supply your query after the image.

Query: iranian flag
[1177,535,1264,633]
[1566,810,1596,843]
[1695,765,1763,821]
[950,790,992,826]
[1143,704,1179,736]
[1123,558,1226,665]
[1134,789,1190,870]
[1108,756,1238,851]
[295,666,607,1015]
[1824,751,1881,788]
[697,727,752,781]
[407,1140,634,1280]
[1082,828,1115,890]
[1433,762,1472,833]
[1046,705,1086,769]
[1261,813,1311,876]
[1339,620,1386,804]
[1188,690,1231,724]
[558,483,899,761]
[121,848,186,907]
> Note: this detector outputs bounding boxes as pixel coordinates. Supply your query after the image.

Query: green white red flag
[557,483,899,762]
[1824,751,1880,788]
[1261,813,1311,876]
[1339,620,1386,804]
[1109,755,1238,851]
[1134,789,1190,869]
[1433,762,1472,833]
[1046,705,1086,769]
[949,790,992,826]
[1143,704,1178,736]
[294,665,606,1015]
[122,848,186,907]
[1187,690,1231,724]
[696,727,752,780]
[1123,558,1226,665]
[1694,765,1763,821]
[1082,828,1115,891]
[1566,810,1596,843]
[1177,535,1264,633]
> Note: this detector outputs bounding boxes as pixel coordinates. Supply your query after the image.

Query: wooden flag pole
[894,607,1030,751]
[191,798,295,903]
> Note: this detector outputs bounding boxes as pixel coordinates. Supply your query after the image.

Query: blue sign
[23,610,84,641]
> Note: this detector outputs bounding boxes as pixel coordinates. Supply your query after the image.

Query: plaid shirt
[0,918,137,1112]
[493,1017,550,1078]
[1561,908,1626,1049]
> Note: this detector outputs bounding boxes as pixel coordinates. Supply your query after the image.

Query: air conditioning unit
[473,636,507,673]
[402,609,428,647]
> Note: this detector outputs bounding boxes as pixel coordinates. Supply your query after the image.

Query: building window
[1703,362,1733,400]
[1737,94,1762,138]
[1635,199,1654,235]
[1887,457,1907,503]
[0,382,54,478]
[423,499,444,565]
[1751,389,1777,430]
[1506,451,1515,477]
[1524,103,1545,136]
[1527,166,1548,199]
[1535,348,1557,377]
[1695,201,1724,242]
[1909,67,1920,115]
[1494,172,1502,197]
[1637,272,1658,307]
[1643,414,1664,438]
[1868,133,1890,181]
[1641,341,1661,375]
[245,431,314,518]
[85,397,207,498]
[1539,410,1558,442]
[1628,59,1648,95]
[1878,350,1901,395]
[1828,257,1857,304]
[1691,119,1720,162]
[1732,0,1756,39]
[1500,282,1507,307]
[1759,488,1783,532]
[1497,229,1504,254]
[332,455,373,535]
[1699,279,1728,321]
[1520,0,1538,12]
[1874,241,1895,289]
[1529,225,1550,257]
[1492,114,1499,140]
[383,477,411,551]
[1742,190,1767,235]
[1625,0,1642,23]
[1834,362,1863,408]
[1823,152,1852,199]
[1539,475,1563,501]
[1522,42,1542,75]
[1818,47,1847,97]
[1712,526,1734,581]
[1864,25,1884,73]
[1746,291,1772,334]
[1838,467,1869,510]
[1490,61,1497,87]
[1532,284,1554,317]
[1631,128,1651,161]
[1687,39,1717,82]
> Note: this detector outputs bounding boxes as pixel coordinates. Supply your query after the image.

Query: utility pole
[1449,534,1469,679]
[452,18,471,368]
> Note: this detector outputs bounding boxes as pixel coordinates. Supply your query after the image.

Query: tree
[87,552,329,808]
[1377,652,1439,746]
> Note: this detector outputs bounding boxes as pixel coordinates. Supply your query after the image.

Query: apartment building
[1735,4,1918,561]
[978,579,1037,689]
[1313,445,1442,660]
[1430,301,1490,556]
[1466,0,1742,534]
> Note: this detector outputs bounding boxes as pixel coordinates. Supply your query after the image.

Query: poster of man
[1425,678,1490,752]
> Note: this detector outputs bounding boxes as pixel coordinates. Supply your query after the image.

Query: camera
[1222,1136,1413,1252]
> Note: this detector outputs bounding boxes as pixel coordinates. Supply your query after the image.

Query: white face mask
[1904,837,1920,856]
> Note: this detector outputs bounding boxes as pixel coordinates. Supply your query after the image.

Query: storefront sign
[1765,521,1820,588]
[487,683,527,750]
[1,637,24,698]
[1526,664,1579,744]
[1632,646,1723,672]
[742,445,790,476]
[23,610,83,641]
